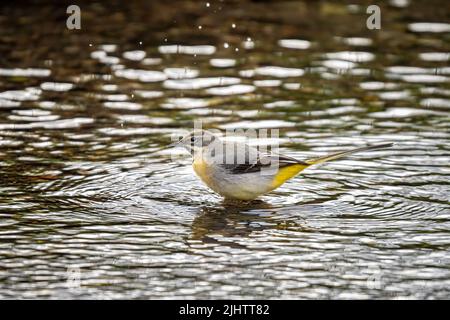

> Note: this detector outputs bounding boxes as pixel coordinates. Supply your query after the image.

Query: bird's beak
[150,140,180,154]
[167,141,180,148]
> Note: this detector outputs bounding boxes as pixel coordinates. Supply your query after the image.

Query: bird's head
[175,130,219,155]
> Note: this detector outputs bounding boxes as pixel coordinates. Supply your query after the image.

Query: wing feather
[220,154,308,174]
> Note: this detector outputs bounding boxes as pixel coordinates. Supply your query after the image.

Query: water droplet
[232,23,236,28]
[206,2,210,7]
[243,38,255,49]
[224,42,229,49]
[198,25,202,29]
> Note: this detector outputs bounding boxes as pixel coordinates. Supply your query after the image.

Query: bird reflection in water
[189,199,308,247]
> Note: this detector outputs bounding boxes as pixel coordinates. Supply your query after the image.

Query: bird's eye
[190,136,196,143]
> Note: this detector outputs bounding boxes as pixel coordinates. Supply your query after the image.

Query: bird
[173,130,392,201]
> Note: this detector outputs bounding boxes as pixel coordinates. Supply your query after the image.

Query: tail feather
[305,143,393,165]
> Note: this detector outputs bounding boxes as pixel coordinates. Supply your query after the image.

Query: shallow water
[0,1,449,299]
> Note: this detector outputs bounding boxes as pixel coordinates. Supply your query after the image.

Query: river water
[0,0,449,299]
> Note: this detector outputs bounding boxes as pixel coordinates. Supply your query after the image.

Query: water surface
[0,0,449,299]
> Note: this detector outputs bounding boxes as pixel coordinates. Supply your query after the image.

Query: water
[0,1,449,299]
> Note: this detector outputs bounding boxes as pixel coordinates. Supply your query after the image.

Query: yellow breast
[192,157,213,186]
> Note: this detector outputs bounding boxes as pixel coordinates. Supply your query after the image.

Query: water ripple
[1,0,449,300]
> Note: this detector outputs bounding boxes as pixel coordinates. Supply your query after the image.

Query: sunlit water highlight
[0,0,449,299]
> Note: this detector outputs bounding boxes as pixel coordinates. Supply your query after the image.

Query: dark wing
[220,154,308,174]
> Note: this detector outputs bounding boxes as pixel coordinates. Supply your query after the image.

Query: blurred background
[0,0,449,299]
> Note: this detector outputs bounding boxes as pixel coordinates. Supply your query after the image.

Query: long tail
[305,143,393,165]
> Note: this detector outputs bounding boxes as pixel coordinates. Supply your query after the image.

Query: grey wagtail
[173,130,392,201]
